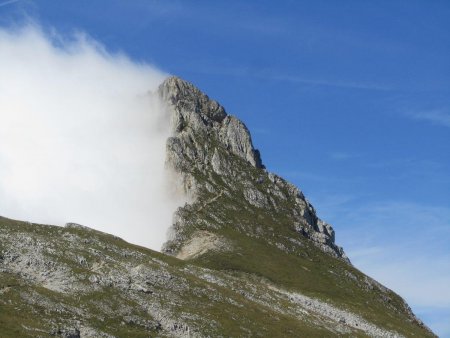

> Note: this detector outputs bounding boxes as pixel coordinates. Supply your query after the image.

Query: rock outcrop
[159,77,263,171]
[159,76,346,261]
[0,76,435,337]
[0,217,435,337]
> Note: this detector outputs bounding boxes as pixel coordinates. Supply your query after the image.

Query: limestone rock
[159,76,263,169]
[0,75,435,337]
[160,77,347,261]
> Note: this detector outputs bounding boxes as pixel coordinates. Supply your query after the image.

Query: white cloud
[406,109,450,128]
[0,25,185,251]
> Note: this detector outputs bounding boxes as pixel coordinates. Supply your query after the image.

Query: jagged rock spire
[159,76,347,261]
[159,76,264,168]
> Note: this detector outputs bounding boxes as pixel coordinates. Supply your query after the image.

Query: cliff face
[0,76,435,338]
[160,76,346,261]
[155,77,433,337]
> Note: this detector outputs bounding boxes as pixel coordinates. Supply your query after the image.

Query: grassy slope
[0,217,343,337]
[0,131,434,337]
[0,217,168,337]
[192,229,430,337]
[164,132,434,337]
[186,184,432,337]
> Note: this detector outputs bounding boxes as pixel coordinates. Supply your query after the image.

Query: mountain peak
[0,76,435,337]
[159,76,264,169]
[159,76,227,123]
[159,77,345,261]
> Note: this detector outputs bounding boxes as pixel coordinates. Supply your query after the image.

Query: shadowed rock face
[159,76,346,260]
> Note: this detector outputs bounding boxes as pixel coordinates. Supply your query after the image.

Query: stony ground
[0,217,434,337]
[0,77,437,337]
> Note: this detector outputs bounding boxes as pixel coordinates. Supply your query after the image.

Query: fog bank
[0,25,183,250]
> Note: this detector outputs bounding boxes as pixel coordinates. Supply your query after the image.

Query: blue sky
[1,0,449,335]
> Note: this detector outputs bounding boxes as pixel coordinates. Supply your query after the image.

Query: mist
[0,25,184,250]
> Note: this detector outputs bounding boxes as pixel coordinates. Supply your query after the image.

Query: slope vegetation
[0,77,435,337]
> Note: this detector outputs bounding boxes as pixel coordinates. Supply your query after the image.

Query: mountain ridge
[160,76,348,261]
[0,76,435,337]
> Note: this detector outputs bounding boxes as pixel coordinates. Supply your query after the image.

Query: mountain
[0,77,435,337]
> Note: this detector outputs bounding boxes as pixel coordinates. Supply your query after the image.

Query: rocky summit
[0,77,435,337]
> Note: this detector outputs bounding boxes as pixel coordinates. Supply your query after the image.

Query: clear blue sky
[1,0,449,335]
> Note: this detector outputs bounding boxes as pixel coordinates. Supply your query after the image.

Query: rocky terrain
[0,77,436,337]
[160,76,346,261]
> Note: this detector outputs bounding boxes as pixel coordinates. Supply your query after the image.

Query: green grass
[160,134,434,337]
[191,226,432,337]
[0,186,434,338]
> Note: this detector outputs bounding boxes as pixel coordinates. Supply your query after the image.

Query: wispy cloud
[362,157,450,185]
[261,72,393,91]
[192,64,393,91]
[305,189,450,334]
[406,109,450,128]
[300,187,450,337]
[350,246,450,316]
[131,1,288,37]
[0,0,19,8]
[326,199,450,335]
[282,170,343,184]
